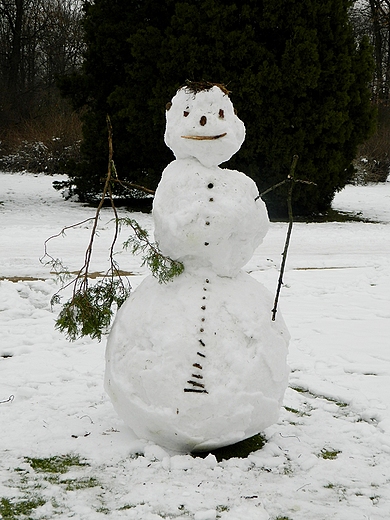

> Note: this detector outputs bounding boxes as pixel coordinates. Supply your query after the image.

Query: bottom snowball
[105,268,289,453]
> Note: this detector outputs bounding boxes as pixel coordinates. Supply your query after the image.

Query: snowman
[105,82,289,454]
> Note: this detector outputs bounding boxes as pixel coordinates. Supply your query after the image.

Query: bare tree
[350,1,390,181]
[0,0,84,125]
[351,0,390,103]
[0,0,25,117]
[37,0,85,91]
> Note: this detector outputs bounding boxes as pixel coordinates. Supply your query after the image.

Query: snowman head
[164,82,245,168]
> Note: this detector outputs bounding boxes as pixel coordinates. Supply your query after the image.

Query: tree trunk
[6,0,24,120]
[369,0,384,101]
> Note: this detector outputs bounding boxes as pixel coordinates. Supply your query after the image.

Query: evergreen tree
[61,0,375,216]
[59,0,173,200]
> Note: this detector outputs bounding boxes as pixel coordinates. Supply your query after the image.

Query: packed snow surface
[1,172,390,519]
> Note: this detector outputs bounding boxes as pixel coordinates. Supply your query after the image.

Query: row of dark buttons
[184,278,210,394]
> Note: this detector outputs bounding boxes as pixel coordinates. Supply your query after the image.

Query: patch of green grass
[284,406,300,414]
[284,405,310,417]
[274,517,293,520]
[290,386,348,408]
[283,460,293,475]
[119,502,145,510]
[3,454,102,519]
[63,477,99,491]
[45,475,99,491]
[24,455,100,492]
[25,454,89,474]
[319,448,341,460]
[193,433,267,462]
[0,496,45,520]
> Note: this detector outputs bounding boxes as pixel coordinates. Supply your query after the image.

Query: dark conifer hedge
[60,0,375,216]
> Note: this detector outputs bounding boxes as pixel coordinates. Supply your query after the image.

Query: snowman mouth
[181,133,227,140]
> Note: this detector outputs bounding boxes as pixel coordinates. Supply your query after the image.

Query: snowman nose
[200,115,207,126]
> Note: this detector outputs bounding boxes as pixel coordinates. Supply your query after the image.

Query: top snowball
[164,85,245,167]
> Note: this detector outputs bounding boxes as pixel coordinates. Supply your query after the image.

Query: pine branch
[44,116,132,341]
[120,217,184,283]
[43,115,183,341]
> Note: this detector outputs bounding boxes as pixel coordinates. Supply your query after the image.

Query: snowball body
[165,86,245,168]
[105,269,289,453]
[105,85,290,453]
[153,159,269,277]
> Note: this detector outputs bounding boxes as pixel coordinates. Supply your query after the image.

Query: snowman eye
[166,102,172,111]
[183,111,189,117]
[219,109,224,119]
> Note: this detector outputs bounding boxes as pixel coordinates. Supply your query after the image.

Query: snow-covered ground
[1,172,389,520]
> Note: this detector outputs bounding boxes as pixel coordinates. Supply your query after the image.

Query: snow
[106,269,289,453]
[1,171,390,519]
[164,85,245,167]
[153,158,269,277]
[106,85,288,452]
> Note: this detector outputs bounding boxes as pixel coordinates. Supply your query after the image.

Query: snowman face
[164,86,245,168]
